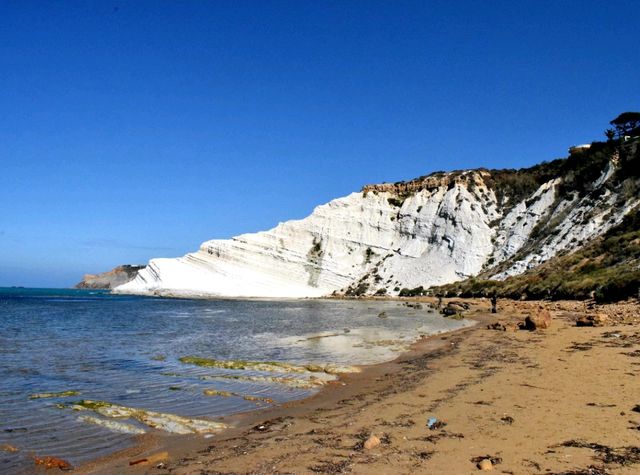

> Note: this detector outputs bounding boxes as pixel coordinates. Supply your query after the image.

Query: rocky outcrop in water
[75,265,146,289]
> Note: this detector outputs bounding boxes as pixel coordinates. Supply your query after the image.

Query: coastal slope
[114,139,639,298]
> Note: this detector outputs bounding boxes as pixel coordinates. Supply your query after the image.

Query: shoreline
[78,297,640,474]
[76,300,477,473]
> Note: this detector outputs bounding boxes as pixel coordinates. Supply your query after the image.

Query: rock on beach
[363,435,381,450]
[523,309,551,330]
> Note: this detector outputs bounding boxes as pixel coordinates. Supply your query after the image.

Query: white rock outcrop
[114,158,637,298]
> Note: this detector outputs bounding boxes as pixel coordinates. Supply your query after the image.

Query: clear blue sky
[1,1,638,287]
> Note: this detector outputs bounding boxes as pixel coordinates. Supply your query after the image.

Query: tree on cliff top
[610,112,640,138]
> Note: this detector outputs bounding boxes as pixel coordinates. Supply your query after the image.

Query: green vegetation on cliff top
[432,203,640,302]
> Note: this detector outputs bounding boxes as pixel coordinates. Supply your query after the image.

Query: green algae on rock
[179,356,307,373]
[67,399,113,411]
[179,356,360,375]
[59,400,228,434]
[29,390,80,400]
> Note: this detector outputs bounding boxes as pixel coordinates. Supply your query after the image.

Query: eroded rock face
[76,265,146,289]
[115,171,499,298]
[113,150,638,298]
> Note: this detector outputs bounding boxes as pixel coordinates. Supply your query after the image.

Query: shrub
[364,247,376,263]
[345,282,369,297]
[387,197,405,207]
[399,286,424,297]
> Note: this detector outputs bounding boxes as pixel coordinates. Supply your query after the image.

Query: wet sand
[78,298,640,474]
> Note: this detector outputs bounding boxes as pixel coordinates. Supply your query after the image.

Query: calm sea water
[0,288,470,473]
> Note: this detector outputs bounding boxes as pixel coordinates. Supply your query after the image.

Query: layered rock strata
[115,143,639,298]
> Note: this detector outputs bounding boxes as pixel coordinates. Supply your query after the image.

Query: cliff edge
[111,135,638,299]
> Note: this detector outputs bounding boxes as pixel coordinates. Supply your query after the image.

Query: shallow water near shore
[0,288,470,473]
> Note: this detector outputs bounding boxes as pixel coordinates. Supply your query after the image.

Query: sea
[0,288,471,473]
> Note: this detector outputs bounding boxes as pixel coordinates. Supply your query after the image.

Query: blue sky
[1,1,638,287]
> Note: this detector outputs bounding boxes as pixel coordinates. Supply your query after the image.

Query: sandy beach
[77,298,640,475]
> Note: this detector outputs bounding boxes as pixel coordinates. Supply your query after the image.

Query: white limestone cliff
[114,152,638,298]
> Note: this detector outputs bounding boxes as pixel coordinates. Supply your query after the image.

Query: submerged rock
[33,455,73,471]
[29,390,80,400]
[60,400,227,434]
[78,415,146,435]
[179,356,306,373]
[179,356,360,375]
[243,395,275,404]
[304,363,325,372]
[200,374,328,389]
[202,389,274,404]
[203,389,234,397]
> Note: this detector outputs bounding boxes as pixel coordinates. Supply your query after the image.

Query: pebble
[129,451,168,467]
[363,435,381,450]
[478,459,493,470]
[34,456,73,470]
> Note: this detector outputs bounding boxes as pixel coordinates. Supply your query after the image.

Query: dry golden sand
[81,298,640,475]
